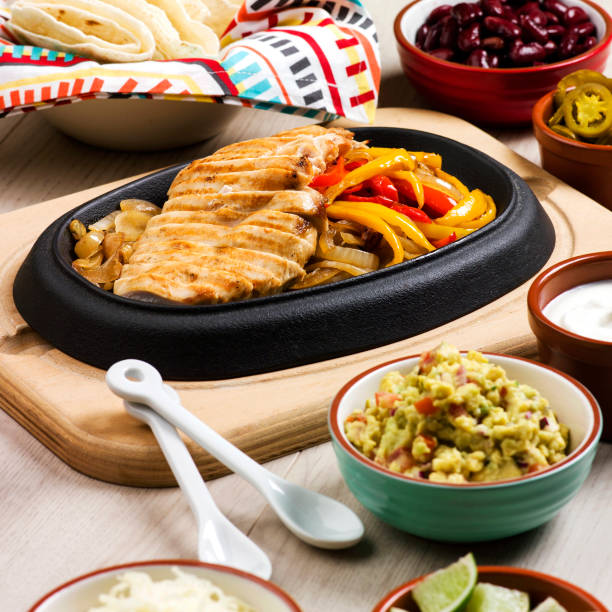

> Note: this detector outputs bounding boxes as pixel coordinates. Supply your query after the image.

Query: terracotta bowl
[28,560,301,611]
[533,90,612,209]
[372,566,608,611]
[394,0,612,125]
[528,251,612,441]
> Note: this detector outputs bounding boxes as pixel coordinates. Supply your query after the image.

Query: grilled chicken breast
[113,126,355,304]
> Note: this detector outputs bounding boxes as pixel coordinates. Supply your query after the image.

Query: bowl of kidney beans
[394,0,612,124]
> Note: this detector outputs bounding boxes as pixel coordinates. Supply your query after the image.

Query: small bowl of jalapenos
[533,69,612,209]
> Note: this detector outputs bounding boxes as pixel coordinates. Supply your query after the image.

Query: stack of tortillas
[6,0,242,62]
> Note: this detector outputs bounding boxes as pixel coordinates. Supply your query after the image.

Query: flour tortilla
[180,0,210,23]
[7,0,155,62]
[146,0,218,56]
[200,0,242,37]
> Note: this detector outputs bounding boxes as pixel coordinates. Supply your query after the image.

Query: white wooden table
[1,2,612,610]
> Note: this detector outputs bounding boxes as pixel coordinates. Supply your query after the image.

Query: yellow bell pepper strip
[434,168,470,197]
[563,83,612,139]
[387,171,425,208]
[325,151,417,203]
[367,148,442,169]
[459,194,497,229]
[326,204,404,266]
[415,222,474,240]
[335,200,435,252]
[435,189,487,226]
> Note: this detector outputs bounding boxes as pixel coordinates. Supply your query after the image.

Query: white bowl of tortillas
[29,560,302,611]
[5,0,244,149]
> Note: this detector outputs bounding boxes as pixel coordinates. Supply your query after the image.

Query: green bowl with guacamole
[329,348,602,542]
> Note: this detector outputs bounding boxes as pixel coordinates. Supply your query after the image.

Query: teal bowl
[329,353,602,542]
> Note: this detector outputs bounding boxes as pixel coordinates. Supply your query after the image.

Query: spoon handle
[125,401,222,530]
[107,360,271,493]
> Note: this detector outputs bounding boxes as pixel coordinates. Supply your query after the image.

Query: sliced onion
[74,230,104,259]
[339,232,364,246]
[120,199,162,214]
[414,169,462,201]
[330,219,363,234]
[310,260,371,276]
[315,242,379,270]
[398,236,426,259]
[89,210,120,232]
[115,210,155,241]
[290,267,341,290]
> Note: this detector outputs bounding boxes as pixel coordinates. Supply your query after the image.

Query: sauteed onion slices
[291,145,497,290]
[69,145,497,295]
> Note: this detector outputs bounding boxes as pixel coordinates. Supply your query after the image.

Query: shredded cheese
[87,567,257,612]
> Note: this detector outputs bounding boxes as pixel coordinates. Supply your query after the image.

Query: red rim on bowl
[330,352,601,488]
[372,566,608,611]
[394,0,612,76]
[29,559,302,612]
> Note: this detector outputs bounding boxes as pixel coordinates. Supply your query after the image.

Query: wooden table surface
[2,1,611,610]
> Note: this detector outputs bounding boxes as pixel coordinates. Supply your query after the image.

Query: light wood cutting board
[0,107,609,487]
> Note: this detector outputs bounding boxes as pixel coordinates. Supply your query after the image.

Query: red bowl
[394,0,612,126]
[373,566,607,611]
[533,91,612,209]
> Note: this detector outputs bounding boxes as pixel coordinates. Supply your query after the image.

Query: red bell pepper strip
[395,179,457,217]
[390,204,432,224]
[345,159,368,172]
[344,194,395,205]
[310,156,345,188]
[342,182,366,195]
[366,175,399,201]
[432,232,457,249]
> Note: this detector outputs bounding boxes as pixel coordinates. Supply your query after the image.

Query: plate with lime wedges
[373,553,607,612]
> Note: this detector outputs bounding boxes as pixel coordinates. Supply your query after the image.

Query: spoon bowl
[107,359,364,550]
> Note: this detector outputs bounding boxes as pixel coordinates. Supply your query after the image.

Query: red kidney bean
[439,15,459,48]
[451,2,483,27]
[546,24,566,38]
[416,23,429,49]
[564,6,589,25]
[423,23,442,51]
[509,40,546,64]
[458,21,482,51]
[482,35,505,50]
[526,8,548,26]
[569,21,595,38]
[578,35,598,53]
[467,49,499,67]
[543,11,560,24]
[542,0,568,19]
[543,39,558,56]
[429,47,456,60]
[559,30,579,58]
[484,16,522,39]
[520,14,549,43]
[482,0,504,17]
[426,4,453,25]
[501,6,520,25]
[517,2,539,15]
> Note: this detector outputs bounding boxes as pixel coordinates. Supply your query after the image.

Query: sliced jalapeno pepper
[562,83,612,139]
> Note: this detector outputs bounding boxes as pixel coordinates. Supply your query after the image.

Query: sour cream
[543,280,612,343]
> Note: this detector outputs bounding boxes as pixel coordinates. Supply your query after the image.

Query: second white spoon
[125,388,271,579]
[107,360,364,550]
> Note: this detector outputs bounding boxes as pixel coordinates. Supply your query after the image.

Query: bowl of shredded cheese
[29,560,301,612]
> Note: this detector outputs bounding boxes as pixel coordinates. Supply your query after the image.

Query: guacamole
[345,343,569,483]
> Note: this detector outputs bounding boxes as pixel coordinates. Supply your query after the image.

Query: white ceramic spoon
[106,360,364,550]
[124,387,272,580]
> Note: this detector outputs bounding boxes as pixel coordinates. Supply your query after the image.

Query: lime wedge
[531,596,568,612]
[465,582,529,612]
[412,553,478,612]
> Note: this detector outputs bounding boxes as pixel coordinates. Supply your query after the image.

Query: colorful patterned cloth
[0,0,379,122]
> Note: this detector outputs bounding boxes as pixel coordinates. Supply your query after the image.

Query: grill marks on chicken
[113,126,354,304]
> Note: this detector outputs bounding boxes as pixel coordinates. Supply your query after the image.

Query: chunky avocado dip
[344,343,569,483]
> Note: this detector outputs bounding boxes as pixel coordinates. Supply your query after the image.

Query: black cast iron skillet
[13,127,555,380]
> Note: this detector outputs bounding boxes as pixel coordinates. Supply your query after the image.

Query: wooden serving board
[1,107,610,487]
